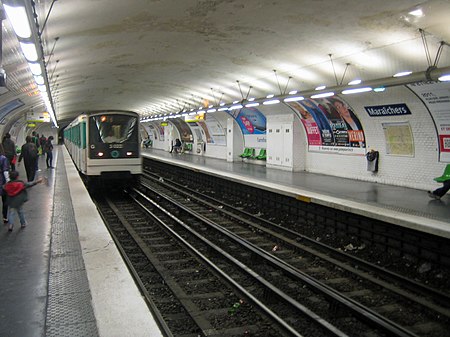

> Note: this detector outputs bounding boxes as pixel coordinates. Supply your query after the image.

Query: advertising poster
[186,120,212,143]
[407,81,450,162]
[227,107,267,146]
[149,122,164,141]
[205,115,226,145]
[170,117,193,143]
[287,96,366,155]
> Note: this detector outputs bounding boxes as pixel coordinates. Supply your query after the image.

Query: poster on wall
[287,96,366,155]
[227,107,267,147]
[170,118,193,143]
[149,123,164,141]
[186,120,212,143]
[205,114,226,145]
[382,122,414,156]
[407,81,450,162]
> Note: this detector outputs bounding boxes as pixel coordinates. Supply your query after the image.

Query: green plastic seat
[239,148,254,158]
[434,164,450,182]
[256,148,267,160]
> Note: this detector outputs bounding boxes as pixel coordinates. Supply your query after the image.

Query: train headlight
[97,152,104,157]
[126,151,132,156]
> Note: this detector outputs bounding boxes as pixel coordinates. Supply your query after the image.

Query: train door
[80,120,87,173]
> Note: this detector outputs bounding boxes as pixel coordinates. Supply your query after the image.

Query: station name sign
[364,104,411,117]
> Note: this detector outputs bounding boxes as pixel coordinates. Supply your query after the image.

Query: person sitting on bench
[170,138,182,153]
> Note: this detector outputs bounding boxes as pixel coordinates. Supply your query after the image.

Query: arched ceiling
[1,0,450,127]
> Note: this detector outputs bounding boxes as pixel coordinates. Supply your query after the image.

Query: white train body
[64,111,142,181]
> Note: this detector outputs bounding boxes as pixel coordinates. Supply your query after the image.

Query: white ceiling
[1,0,450,126]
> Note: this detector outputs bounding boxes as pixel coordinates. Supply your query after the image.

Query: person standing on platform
[0,145,10,224]
[39,134,46,153]
[18,136,39,182]
[44,136,54,168]
[4,170,43,231]
[2,133,16,171]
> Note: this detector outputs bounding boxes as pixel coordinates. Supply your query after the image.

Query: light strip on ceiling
[341,87,372,95]
[3,4,31,38]
[284,96,304,102]
[310,92,335,99]
[145,65,450,121]
[3,0,58,128]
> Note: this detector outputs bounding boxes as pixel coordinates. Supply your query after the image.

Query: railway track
[93,172,450,336]
[95,192,289,336]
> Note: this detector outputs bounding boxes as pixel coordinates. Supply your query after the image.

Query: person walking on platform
[4,170,43,231]
[0,145,10,224]
[44,136,54,168]
[18,136,39,182]
[2,133,16,171]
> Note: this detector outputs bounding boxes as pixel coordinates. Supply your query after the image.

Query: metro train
[64,110,142,186]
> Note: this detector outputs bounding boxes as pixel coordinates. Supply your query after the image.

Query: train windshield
[90,114,138,144]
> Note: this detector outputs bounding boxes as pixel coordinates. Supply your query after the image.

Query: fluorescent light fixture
[315,85,326,91]
[209,105,213,108]
[438,74,450,82]
[288,90,298,95]
[266,94,274,98]
[233,100,239,104]
[229,104,243,110]
[4,4,32,39]
[20,42,38,61]
[197,110,205,113]
[409,8,423,17]
[218,107,229,111]
[311,92,335,99]
[393,71,412,77]
[219,102,225,106]
[188,112,196,115]
[248,97,255,101]
[342,87,372,95]
[348,79,361,85]
[245,102,260,107]
[207,108,216,113]
[34,75,44,85]
[28,62,42,76]
[284,96,304,102]
[263,99,280,105]
[373,86,386,92]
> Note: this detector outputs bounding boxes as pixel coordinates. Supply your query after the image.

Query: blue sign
[364,104,411,117]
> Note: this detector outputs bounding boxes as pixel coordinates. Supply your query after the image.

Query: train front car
[87,111,142,186]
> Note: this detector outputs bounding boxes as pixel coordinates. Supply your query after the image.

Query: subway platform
[0,146,163,337]
[142,148,450,240]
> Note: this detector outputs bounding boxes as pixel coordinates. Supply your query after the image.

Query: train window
[90,114,138,144]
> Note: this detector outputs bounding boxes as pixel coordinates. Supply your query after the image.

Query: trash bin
[366,150,379,172]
